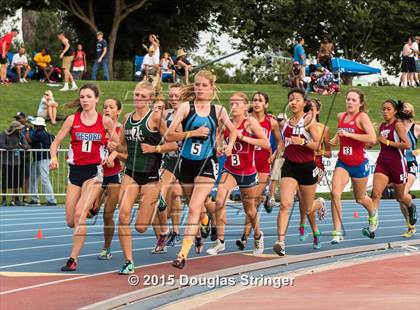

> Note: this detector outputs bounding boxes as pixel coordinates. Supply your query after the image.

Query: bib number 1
[82,140,92,153]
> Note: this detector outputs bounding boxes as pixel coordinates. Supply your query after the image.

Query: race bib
[231,154,241,167]
[343,146,352,155]
[191,143,202,156]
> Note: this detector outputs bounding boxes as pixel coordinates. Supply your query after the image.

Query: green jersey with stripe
[124,109,162,173]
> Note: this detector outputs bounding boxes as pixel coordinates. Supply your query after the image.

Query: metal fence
[0,149,69,199]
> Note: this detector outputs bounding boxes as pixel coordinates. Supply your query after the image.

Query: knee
[331,190,341,201]
[370,191,381,201]
[118,210,131,225]
[67,219,75,228]
[134,224,147,234]
[188,204,202,217]
[280,201,293,211]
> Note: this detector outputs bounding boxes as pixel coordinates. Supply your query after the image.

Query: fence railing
[1,149,69,199]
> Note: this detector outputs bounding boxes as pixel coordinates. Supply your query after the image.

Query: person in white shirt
[412,36,419,86]
[12,47,31,83]
[141,47,160,80]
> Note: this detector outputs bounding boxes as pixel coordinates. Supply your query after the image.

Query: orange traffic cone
[36,229,44,239]
[353,211,359,219]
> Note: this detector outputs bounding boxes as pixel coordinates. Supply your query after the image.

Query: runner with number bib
[329,88,377,243]
[166,70,237,269]
[370,100,416,239]
[207,92,270,256]
[49,84,118,272]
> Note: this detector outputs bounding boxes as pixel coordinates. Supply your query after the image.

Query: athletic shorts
[281,158,319,185]
[0,55,7,65]
[221,168,259,189]
[401,56,416,73]
[336,159,369,179]
[416,59,420,72]
[161,156,181,180]
[62,56,74,71]
[125,169,159,186]
[68,164,103,187]
[178,156,218,184]
[407,160,418,176]
[375,158,407,184]
[102,173,122,189]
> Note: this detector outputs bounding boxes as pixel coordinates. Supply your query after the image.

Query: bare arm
[241,117,270,150]
[99,47,107,61]
[320,126,332,158]
[103,115,119,144]
[217,106,237,156]
[49,115,74,169]
[339,113,376,144]
[380,121,410,150]
[60,38,69,57]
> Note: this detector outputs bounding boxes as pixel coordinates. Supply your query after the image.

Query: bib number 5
[191,143,202,156]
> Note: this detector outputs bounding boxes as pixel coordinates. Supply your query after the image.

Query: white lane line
[0,217,407,252]
[0,216,65,222]
[0,230,413,296]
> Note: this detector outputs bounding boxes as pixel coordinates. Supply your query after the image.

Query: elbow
[367,136,376,144]
[402,142,411,150]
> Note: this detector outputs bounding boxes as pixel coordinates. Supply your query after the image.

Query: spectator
[317,36,334,72]
[91,32,109,80]
[288,61,304,89]
[293,37,306,82]
[26,117,56,206]
[143,33,160,63]
[141,47,160,81]
[174,49,192,83]
[57,31,77,91]
[34,48,54,82]
[37,90,59,124]
[0,120,30,206]
[11,47,31,83]
[15,112,32,203]
[0,28,19,84]
[160,52,176,82]
[412,36,419,86]
[72,43,87,80]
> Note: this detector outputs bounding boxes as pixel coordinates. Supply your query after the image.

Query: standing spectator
[91,32,109,80]
[33,48,54,82]
[26,117,56,206]
[15,112,32,204]
[400,37,417,88]
[317,36,334,72]
[0,120,30,206]
[37,90,59,124]
[72,43,87,80]
[174,49,192,83]
[57,32,78,91]
[293,37,306,82]
[412,36,419,86]
[143,33,160,63]
[11,47,31,83]
[141,47,160,82]
[0,28,19,84]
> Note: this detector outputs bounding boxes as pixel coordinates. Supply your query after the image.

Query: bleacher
[133,54,177,82]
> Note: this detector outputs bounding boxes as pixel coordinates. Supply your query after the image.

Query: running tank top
[378,120,405,163]
[67,112,107,165]
[282,113,314,163]
[62,42,74,57]
[163,109,180,159]
[254,115,272,168]
[124,110,162,173]
[406,124,417,162]
[223,118,256,175]
[103,126,123,177]
[338,112,366,166]
[180,102,218,160]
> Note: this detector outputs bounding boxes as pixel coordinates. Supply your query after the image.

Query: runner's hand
[193,125,209,139]
[49,158,59,170]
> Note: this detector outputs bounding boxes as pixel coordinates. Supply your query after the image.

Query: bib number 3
[231,154,241,166]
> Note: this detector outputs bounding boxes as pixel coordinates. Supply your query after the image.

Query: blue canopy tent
[332,58,381,76]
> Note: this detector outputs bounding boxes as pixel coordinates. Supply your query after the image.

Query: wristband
[51,156,58,161]
[386,140,390,146]
[155,145,161,153]
[185,131,191,139]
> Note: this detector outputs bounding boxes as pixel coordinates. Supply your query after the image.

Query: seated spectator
[174,49,192,83]
[288,61,304,89]
[11,47,31,83]
[26,117,56,206]
[142,47,160,79]
[160,52,176,82]
[0,120,30,206]
[309,65,337,95]
[37,90,59,124]
[33,48,53,82]
[72,43,87,80]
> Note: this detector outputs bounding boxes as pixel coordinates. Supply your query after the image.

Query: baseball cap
[14,112,26,119]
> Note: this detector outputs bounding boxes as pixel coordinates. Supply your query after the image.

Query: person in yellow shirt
[34,48,53,82]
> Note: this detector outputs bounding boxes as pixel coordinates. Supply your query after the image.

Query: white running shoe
[273,240,285,256]
[71,84,78,91]
[206,239,225,255]
[317,197,327,221]
[59,85,70,91]
[253,231,264,255]
[330,230,344,244]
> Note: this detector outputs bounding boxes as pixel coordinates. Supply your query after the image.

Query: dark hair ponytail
[386,99,409,119]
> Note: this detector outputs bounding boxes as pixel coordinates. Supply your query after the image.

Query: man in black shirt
[91,31,109,80]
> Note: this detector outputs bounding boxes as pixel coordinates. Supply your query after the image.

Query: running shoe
[206,239,225,255]
[236,234,247,251]
[299,224,308,241]
[151,234,168,254]
[61,257,77,271]
[87,204,100,218]
[313,231,321,249]
[200,214,211,239]
[195,236,205,254]
[402,225,416,238]
[273,240,286,256]
[98,248,112,260]
[362,209,378,239]
[264,196,275,213]
[118,260,135,274]
[9,200,15,206]
[210,227,217,241]
[166,231,180,247]
[317,197,327,221]
[253,231,264,256]
[172,256,185,269]
[330,230,344,244]
[408,203,417,226]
